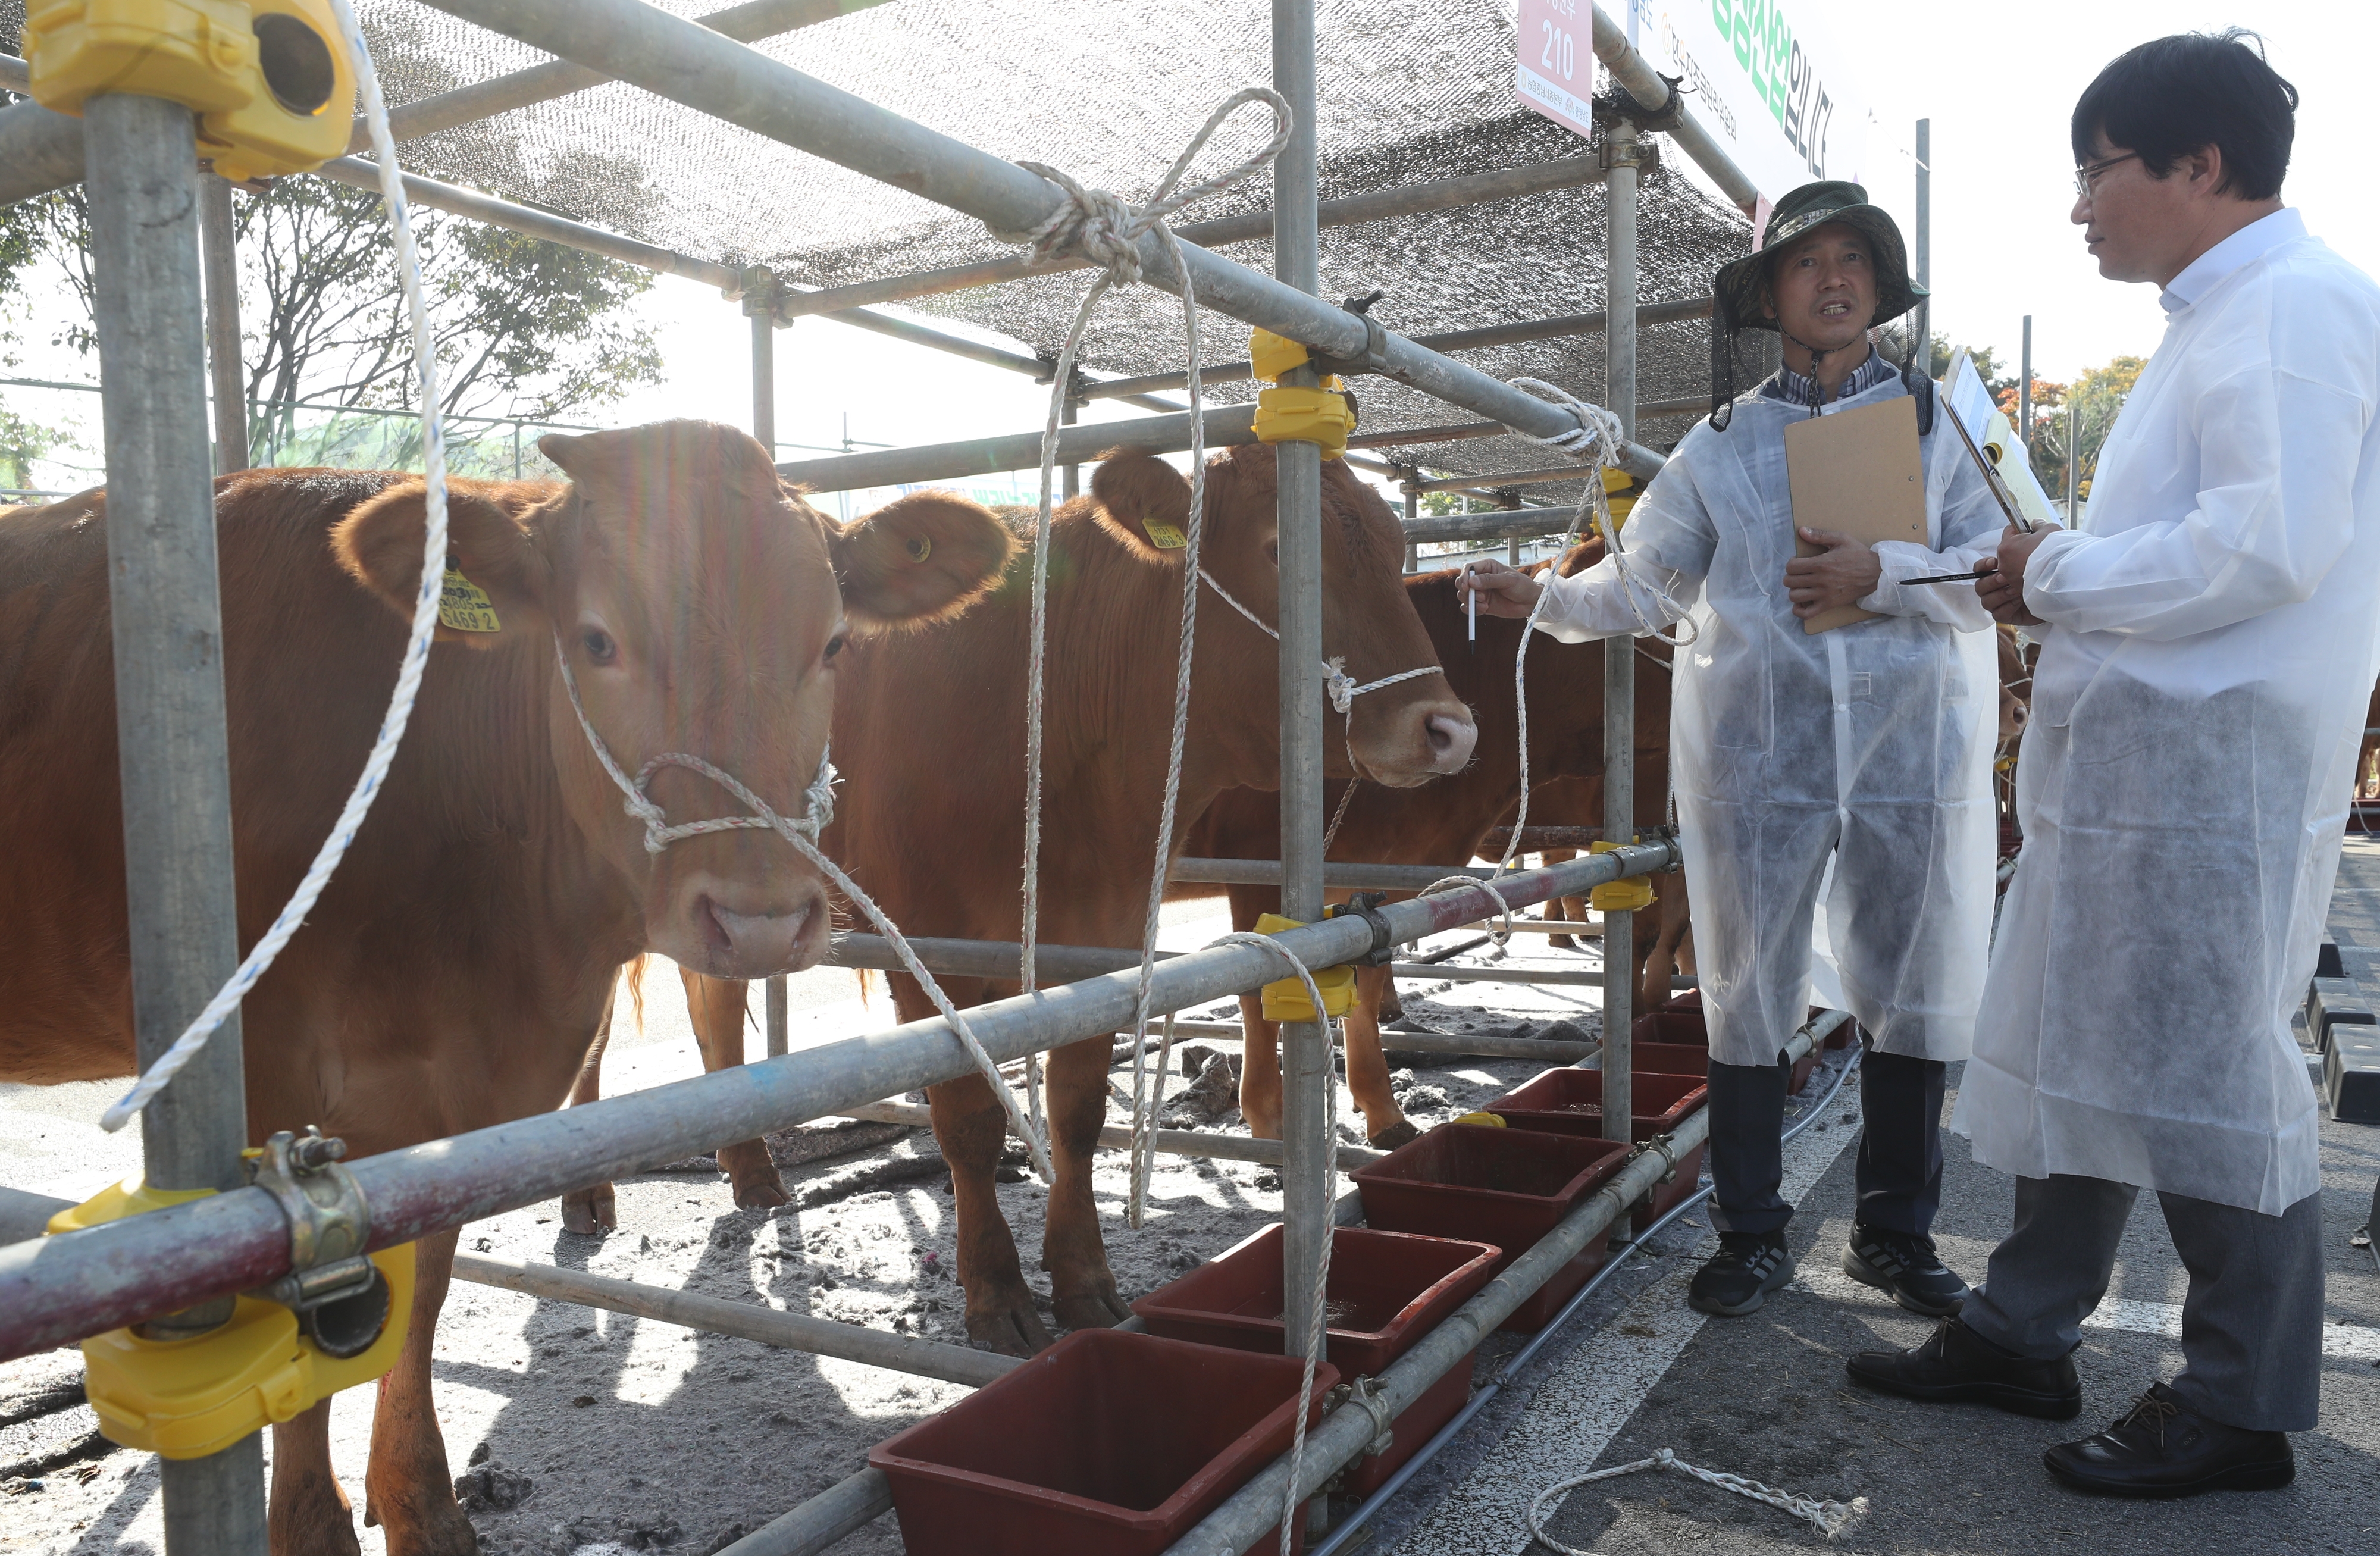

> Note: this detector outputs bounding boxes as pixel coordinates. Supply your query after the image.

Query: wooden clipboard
[1783,395,1928,634]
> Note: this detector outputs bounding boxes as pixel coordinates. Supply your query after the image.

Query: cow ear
[831,490,1016,632]
[331,481,550,649]
[1090,449,1196,563]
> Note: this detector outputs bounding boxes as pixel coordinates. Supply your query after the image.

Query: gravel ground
[0,905,1609,1556]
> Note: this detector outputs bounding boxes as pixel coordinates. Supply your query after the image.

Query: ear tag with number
[1142,520,1188,550]
[439,568,503,633]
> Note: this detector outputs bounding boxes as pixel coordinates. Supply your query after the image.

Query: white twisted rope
[1198,569,1439,713]
[104,0,447,1132]
[1195,931,1342,1556]
[552,644,1057,1184]
[1490,379,1692,883]
[998,86,1290,1007]
[1420,873,1516,947]
[987,89,1290,1180]
[1321,778,1359,857]
[1526,1447,1867,1553]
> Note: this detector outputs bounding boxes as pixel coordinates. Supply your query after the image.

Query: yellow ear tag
[1142,521,1189,550]
[439,568,503,633]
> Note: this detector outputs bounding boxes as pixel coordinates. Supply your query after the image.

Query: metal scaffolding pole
[1271,0,1331,1376]
[1914,120,1931,370]
[2019,314,2033,452]
[418,0,1674,474]
[746,271,793,1062]
[2066,397,2081,521]
[1,841,1678,1361]
[84,90,267,1556]
[1402,479,1419,571]
[1081,296,1715,403]
[1598,118,1642,1145]
[198,177,246,475]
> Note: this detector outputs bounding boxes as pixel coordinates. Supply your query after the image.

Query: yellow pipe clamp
[24,1,357,182]
[47,1134,413,1460]
[1248,328,1357,459]
[1587,838,1656,913]
[1251,911,1357,1023]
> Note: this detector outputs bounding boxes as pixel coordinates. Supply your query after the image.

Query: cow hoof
[966,1301,1055,1357]
[381,1501,482,1556]
[1367,1119,1423,1151]
[731,1176,791,1211]
[1052,1281,1131,1332]
[560,1185,615,1235]
[1548,934,1577,951]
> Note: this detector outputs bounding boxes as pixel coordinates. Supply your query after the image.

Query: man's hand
[1976,525,2050,626]
[1455,558,1543,618]
[1783,526,1883,619]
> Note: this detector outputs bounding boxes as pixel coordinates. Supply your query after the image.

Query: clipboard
[1783,395,1927,634]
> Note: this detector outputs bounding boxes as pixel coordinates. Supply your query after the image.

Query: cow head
[1089,444,1476,786]
[332,420,1012,977]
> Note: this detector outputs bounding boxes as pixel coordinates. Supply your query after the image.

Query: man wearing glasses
[1852,30,2380,1498]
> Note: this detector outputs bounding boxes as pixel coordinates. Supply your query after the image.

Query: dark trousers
[1961,1174,2324,1432]
[1706,1042,1946,1237]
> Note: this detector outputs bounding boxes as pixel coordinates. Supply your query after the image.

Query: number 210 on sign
[1516,0,1595,142]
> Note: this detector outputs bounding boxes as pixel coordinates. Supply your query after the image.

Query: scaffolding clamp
[734,264,798,328]
[1640,1132,1682,1185]
[24,1,358,183]
[1587,839,1656,913]
[1326,892,1398,968]
[1251,912,1357,1023]
[45,1128,414,1460]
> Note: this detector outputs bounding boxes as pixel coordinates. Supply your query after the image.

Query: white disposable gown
[1953,210,2380,1215]
[1535,369,2003,1067]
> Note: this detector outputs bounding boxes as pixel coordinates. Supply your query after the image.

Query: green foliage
[0,404,69,491]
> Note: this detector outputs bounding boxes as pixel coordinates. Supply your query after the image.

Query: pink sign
[1516,0,1595,141]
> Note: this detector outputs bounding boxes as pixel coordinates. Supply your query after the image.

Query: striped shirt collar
[1761,345,1897,411]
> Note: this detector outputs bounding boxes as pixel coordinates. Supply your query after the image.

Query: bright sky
[588,2,2380,485]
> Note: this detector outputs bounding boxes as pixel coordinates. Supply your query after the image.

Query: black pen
[1905,569,1986,584]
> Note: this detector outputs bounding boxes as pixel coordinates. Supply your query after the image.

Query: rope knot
[1505,377,1628,467]
[1324,657,1356,715]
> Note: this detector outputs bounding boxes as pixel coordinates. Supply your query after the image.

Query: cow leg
[1041,1035,1130,1331]
[268,1400,359,1556]
[929,1068,1052,1355]
[1376,970,1404,1024]
[679,968,786,1210]
[1540,849,1582,948]
[560,988,618,1234]
[1237,993,1284,1141]
[363,1227,478,1556]
[1631,882,1668,1014]
[1345,963,1417,1148]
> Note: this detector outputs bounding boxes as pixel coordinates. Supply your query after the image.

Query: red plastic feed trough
[1132,1223,1499,1495]
[1651,990,1834,1089]
[1350,1123,1631,1333]
[869,1328,1336,1556]
[1480,1067,1710,1229]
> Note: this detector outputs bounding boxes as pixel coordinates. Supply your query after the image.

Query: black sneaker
[1687,1231,1795,1317]
[1843,1223,1969,1317]
[1845,1317,2082,1420]
[2043,1383,2295,1498]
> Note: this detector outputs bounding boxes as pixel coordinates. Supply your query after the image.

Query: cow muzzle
[682,885,831,978]
[1350,692,1477,786]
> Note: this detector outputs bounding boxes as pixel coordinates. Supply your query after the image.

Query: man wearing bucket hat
[1461,181,2003,1319]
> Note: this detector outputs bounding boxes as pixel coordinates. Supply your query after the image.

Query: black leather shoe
[1843,1223,1969,1317]
[1687,1231,1795,1317]
[1845,1317,2081,1420]
[2044,1384,2294,1498]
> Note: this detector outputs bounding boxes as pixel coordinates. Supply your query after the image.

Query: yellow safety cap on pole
[25,1,358,181]
[1587,838,1656,913]
[1451,1112,1506,1129]
[1247,327,1311,384]
[1600,467,1638,530]
[47,1176,415,1459]
[1251,912,1357,1022]
[1254,386,1355,459]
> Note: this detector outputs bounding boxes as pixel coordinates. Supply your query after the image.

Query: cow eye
[581,627,617,665]
[1264,537,1280,566]
[822,631,847,663]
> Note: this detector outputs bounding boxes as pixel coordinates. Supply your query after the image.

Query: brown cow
[623,444,1477,1355]
[0,423,1010,1556]
[1182,555,1673,1146]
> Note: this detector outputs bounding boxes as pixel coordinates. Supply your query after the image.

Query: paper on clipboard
[1783,394,1928,634]
[1944,349,2065,531]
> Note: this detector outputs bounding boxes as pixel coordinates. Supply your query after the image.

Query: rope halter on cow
[552,638,1057,1184]
[1195,568,1442,715]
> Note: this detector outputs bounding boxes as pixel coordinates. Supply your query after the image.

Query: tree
[2,173,663,462]
[1993,356,2143,508]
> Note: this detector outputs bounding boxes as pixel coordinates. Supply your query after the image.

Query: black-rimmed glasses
[2074,152,2140,199]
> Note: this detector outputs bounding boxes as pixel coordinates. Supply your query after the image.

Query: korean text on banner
[1592,0,1871,202]
[1516,0,1596,141]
